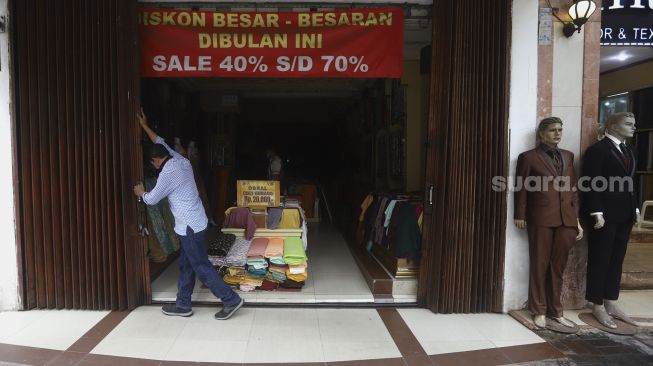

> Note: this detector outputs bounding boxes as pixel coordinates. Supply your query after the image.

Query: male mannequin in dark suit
[515,117,583,328]
[582,112,640,328]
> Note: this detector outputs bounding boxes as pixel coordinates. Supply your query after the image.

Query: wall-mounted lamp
[551,0,597,38]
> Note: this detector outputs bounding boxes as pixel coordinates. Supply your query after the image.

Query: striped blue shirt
[142,137,208,235]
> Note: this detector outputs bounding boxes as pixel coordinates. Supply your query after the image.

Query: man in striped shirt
[133,108,243,320]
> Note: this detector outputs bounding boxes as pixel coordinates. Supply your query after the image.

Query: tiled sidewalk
[2,291,653,366]
[0,305,561,366]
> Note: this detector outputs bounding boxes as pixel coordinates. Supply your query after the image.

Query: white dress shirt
[143,137,208,235]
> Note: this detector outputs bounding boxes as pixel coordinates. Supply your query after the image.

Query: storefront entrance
[11,0,511,313]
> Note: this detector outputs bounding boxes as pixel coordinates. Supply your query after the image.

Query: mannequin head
[537,117,563,148]
[605,112,636,141]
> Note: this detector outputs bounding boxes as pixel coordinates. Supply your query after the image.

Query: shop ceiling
[601,46,653,73]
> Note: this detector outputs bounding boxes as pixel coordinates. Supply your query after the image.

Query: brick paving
[514,329,653,365]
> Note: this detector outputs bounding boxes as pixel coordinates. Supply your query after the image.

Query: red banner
[139,7,403,78]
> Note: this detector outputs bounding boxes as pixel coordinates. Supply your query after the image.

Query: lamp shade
[569,0,596,27]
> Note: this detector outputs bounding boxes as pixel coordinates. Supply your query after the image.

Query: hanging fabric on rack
[223,207,257,240]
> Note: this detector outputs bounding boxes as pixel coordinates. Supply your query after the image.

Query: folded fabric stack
[223,267,246,286]
[268,264,288,282]
[264,238,286,265]
[246,238,269,281]
[282,237,308,287]
[207,233,237,267]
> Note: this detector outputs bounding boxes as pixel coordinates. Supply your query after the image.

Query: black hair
[149,144,171,160]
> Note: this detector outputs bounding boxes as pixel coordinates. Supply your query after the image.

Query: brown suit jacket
[514,147,579,227]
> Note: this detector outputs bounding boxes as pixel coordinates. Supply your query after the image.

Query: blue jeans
[176,226,240,309]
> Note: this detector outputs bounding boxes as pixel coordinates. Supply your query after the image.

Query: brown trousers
[527,225,577,317]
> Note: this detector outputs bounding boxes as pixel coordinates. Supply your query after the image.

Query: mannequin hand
[593,214,605,229]
[514,220,527,229]
[136,107,148,128]
[576,223,584,241]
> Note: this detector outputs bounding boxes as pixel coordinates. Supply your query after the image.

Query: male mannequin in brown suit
[514,117,583,328]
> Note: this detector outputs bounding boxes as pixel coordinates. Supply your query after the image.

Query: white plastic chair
[639,200,653,229]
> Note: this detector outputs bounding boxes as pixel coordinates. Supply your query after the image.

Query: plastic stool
[640,201,653,229]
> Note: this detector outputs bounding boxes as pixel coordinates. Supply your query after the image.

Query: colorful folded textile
[243,274,264,287]
[280,278,305,288]
[283,238,307,265]
[224,274,245,285]
[269,263,288,271]
[288,263,307,275]
[287,272,308,282]
[248,238,269,257]
[269,257,285,265]
[239,284,256,292]
[259,280,279,291]
[264,237,284,258]
[278,208,301,229]
[224,238,252,267]
[269,271,287,282]
[228,267,246,276]
[247,261,268,270]
[247,267,267,278]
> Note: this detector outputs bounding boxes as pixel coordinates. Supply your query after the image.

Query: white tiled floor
[398,309,545,355]
[152,223,377,303]
[90,306,401,363]
[0,310,109,350]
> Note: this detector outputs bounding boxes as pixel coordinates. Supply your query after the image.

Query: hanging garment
[267,207,283,229]
[359,194,374,221]
[223,207,257,240]
[265,238,284,258]
[144,177,179,255]
[146,213,167,263]
[392,202,422,260]
[374,198,390,245]
[283,238,307,265]
[207,233,236,257]
[278,208,301,229]
[224,238,252,267]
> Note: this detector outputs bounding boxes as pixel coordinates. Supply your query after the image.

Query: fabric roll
[223,207,257,240]
[224,238,252,267]
[208,255,226,267]
[267,207,283,229]
[283,238,307,265]
[248,238,269,258]
[278,208,301,229]
[243,274,264,286]
[207,233,236,257]
[265,238,284,258]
